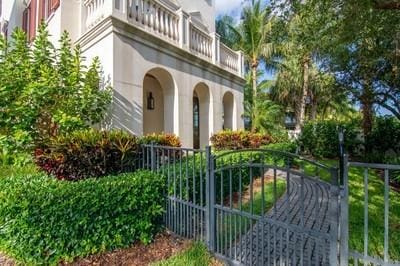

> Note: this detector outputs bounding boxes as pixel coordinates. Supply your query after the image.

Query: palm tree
[231,0,275,130]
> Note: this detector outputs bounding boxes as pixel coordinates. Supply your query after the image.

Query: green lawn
[216,179,287,249]
[304,159,400,261]
[152,242,218,266]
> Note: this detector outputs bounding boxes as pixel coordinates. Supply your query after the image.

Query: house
[0,0,245,148]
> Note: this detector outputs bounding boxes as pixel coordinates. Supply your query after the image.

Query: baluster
[142,0,146,24]
[147,1,151,27]
[132,0,137,21]
[149,2,154,28]
[195,30,198,51]
[136,0,141,23]
[190,29,194,49]
[202,37,205,55]
[142,0,146,25]
[171,16,175,40]
[154,6,159,31]
[160,9,164,34]
[175,17,179,42]
[166,14,171,38]
[169,15,174,39]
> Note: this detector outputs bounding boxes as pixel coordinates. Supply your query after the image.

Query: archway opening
[193,83,211,148]
[143,68,177,135]
[223,91,235,130]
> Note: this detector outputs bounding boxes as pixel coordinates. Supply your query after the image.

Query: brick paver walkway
[229,170,336,265]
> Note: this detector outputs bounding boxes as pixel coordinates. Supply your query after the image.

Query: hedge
[210,130,273,150]
[0,170,165,265]
[298,120,361,158]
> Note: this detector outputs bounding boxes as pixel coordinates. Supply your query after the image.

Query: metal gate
[209,149,340,265]
[142,144,340,265]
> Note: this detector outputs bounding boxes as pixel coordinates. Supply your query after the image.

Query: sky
[215,0,249,21]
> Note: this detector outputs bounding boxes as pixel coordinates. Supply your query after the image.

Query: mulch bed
[0,253,14,266]
[63,231,190,266]
[0,231,191,266]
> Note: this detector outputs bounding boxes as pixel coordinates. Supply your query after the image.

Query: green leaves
[0,170,166,265]
[34,129,140,181]
[0,24,112,161]
[298,119,361,158]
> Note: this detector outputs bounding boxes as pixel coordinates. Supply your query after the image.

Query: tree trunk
[251,62,258,131]
[296,56,310,132]
[311,100,318,120]
[361,85,374,136]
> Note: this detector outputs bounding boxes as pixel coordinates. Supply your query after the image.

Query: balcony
[82,0,245,77]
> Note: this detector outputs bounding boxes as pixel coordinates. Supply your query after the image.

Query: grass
[216,179,287,249]
[152,242,218,266]
[304,159,400,261]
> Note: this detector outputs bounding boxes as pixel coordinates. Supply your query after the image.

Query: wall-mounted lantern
[147,92,155,110]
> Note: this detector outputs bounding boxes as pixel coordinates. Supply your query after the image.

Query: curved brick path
[228,170,336,265]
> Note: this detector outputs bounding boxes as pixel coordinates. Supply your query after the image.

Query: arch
[143,68,178,135]
[193,82,211,149]
[222,91,236,130]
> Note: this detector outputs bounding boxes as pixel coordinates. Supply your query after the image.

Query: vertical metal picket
[329,168,340,265]
[340,154,349,265]
[205,146,215,251]
[150,142,156,171]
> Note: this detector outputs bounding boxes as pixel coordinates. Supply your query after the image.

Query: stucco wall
[177,0,215,32]
[1,0,24,39]
[107,25,244,148]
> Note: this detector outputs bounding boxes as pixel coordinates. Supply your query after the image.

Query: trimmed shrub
[0,170,165,265]
[210,130,273,150]
[365,116,400,163]
[139,133,181,147]
[298,120,361,158]
[264,141,297,154]
[34,129,139,181]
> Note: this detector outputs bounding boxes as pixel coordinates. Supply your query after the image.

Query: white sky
[215,0,251,21]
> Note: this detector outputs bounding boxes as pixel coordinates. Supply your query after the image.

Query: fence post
[329,168,340,265]
[205,146,215,251]
[338,127,345,185]
[340,154,349,265]
[150,142,156,171]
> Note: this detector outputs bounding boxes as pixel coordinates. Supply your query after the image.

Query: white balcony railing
[190,24,212,59]
[127,0,180,43]
[82,0,244,77]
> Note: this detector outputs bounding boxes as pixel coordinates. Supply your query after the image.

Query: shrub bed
[0,170,165,265]
[298,120,361,158]
[139,133,181,147]
[34,129,139,181]
[210,130,273,150]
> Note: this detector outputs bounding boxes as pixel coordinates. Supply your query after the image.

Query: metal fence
[141,144,344,265]
[141,144,208,241]
[340,155,400,266]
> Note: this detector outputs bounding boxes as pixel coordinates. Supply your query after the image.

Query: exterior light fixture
[147,92,155,110]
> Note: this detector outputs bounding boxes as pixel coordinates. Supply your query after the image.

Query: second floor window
[22,0,36,41]
[22,0,60,41]
[39,0,60,22]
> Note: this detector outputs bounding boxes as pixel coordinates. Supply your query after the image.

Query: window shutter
[51,0,60,11]
[38,0,45,24]
[28,0,37,41]
[22,9,29,33]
